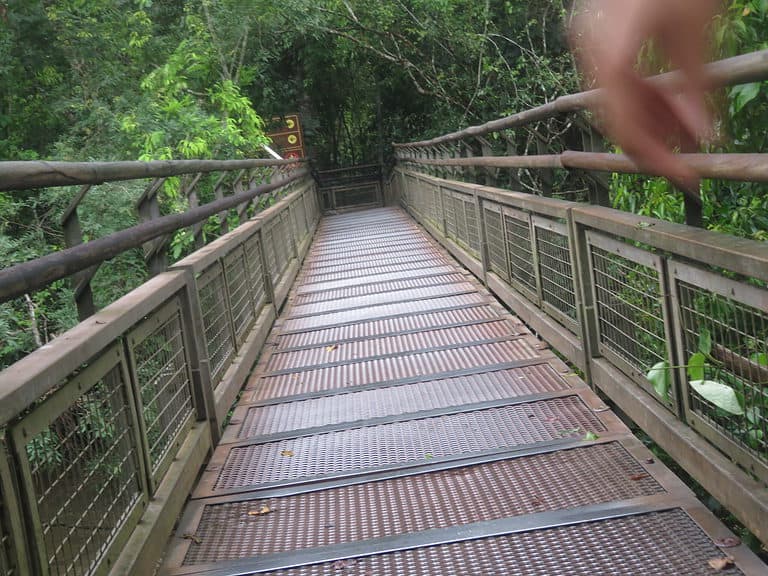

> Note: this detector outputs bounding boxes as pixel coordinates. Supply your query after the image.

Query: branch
[24,294,42,348]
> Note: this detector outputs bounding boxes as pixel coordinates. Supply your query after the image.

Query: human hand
[570,0,718,198]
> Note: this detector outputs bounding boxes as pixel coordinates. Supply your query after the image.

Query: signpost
[266,114,305,160]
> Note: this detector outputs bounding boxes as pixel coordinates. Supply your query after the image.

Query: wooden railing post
[60,184,98,320]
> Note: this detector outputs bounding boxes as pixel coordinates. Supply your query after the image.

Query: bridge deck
[162,207,756,575]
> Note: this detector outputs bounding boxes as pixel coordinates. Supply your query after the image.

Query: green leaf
[747,428,764,450]
[687,352,707,382]
[689,380,745,415]
[583,431,599,441]
[646,361,670,401]
[750,352,768,366]
[698,329,712,356]
[745,406,761,425]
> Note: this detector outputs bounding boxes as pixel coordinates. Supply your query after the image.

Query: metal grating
[484,207,508,281]
[305,238,434,262]
[294,200,307,241]
[198,264,235,386]
[130,305,194,484]
[266,320,518,372]
[286,282,476,318]
[453,195,468,247]
[677,279,768,465]
[0,449,17,576]
[535,224,577,325]
[301,259,453,285]
[262,228,279,281]
[281,211,296,256]
[293,273,465,304]
[276,305,502,350]
[16,360,144,576]
[504,212,538,297]
[590,245,666,375]
[297,265,457,295]
[304,253,444,275]
[280,293,488,333]
[212,397,605,491]
[262,509,743,576]
[243,234,268,311]
[463,196,481,255]
[234,365,570,439]
[224,246,256,344]
[253,339,542,399]
[184,443,662,565]
[444,190,457,239]
[270,218,290,279]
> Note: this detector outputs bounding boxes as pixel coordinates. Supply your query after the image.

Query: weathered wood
[0,158,302,192]
[396,49,768,148]
[711,343,768,387]
[0,169,310,303]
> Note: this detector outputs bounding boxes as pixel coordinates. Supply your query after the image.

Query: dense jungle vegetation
[1,0,767,369]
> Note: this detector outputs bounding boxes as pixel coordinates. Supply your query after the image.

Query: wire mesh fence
[483,204,509,282]
[11,347,146,576]
[503,208,539,301]
[534,219,578,330]
[197,263,236,387]
[128,299,195,488]
[223,246,256,346]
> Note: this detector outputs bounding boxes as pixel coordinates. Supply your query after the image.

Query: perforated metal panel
[293,273,465,304]
[280,293,489,333]
[301,259,453,285]
[304,239,434,266]
[298,265,457,295]
[276,305,502,350]
[266,320,518,372]
[184,443,662,565]
[253,339,542,399]
[262,510,743,576]
[286,282,476,318]
[211,397,604,491]
[234,364,569,439]
[305,246,446,272]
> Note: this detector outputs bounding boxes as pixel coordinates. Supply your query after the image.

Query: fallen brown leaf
[248,505,273,516]
[708,557,734,571]
[182,533,202,545]
[629,473,650,481]
[326,344,338,352]
[281,449,294,457]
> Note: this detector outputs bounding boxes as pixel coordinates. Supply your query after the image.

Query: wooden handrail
[0,168,310,303]
[0,158,303,192]
[394,49,768,148]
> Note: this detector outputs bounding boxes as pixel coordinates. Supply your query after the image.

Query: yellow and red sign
[267,114,305,160]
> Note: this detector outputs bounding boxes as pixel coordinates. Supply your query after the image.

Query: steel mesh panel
[430,186,441,225]
[254,339,541,399]
[270,219,290,278]
[276,305,501,349]
[463,197,481,254]
[678,280,768,464]
[214,397,605,490]
[590,245,666,374]
[301,259,452,285]
[263,510,743,576]
[504,213,537,296]
[280,293,488,333]
[21,365,143,576]
[294,200,307,241]
[236,365,569,439]
[267,320,517,372]
[535,226,577,324]
[444,190,457,239]
[484,208,508,281]
[310,232,419,254]
[262,229,278,280]
[294,273,465,305]
[243,234,267,311]
[299,266,456,294]
[224,246,256,344]
[184,443,662,565]
[453,195,468,247]
[198,266,235,386]
[132,309,194,482]
[286,283,475,318]
[305,239,433,265]
[281,211,296,255]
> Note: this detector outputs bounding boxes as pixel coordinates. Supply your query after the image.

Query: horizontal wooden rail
[395,49,768,148]
[0,168,310,303]
[399,151,768,183]
[0,158,303,191]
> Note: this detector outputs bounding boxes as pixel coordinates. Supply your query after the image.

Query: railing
[315,163,383,212]
[0,161,320,576]
[395,49,768,545]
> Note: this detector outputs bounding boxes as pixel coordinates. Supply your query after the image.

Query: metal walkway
[162,207,759,575]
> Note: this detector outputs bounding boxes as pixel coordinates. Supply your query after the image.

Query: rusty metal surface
[163,206,764,576]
